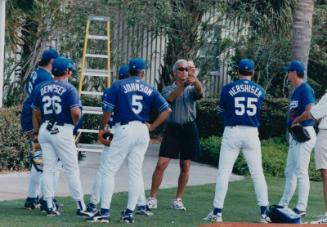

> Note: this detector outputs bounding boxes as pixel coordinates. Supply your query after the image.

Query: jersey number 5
[234,97,257,116]
[42,95,62,115]
[132,95,143,114]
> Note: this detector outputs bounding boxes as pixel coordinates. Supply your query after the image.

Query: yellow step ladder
[77,15,111,153]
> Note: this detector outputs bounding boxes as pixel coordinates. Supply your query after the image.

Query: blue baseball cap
[286,60,304,75]
[52,57,74,76]
[41,48,59,62]
[118,64,129,79]
[129,58,147,71]
[239,58,255,71]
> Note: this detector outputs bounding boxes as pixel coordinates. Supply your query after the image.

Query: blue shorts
[21,106,33,133]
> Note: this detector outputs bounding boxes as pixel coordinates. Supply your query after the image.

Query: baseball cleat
[260,214,272,223]
[121,209,135,223]
[76,209,93,217]
[46,208,61,216]
[86,211,110,223]
[171,199,186,211]
[203,211,223,222]
[146,197,157,209]
[24,197,40,210]
[136,205,154,216]
[86,203,97,213]
[292,208,306,217]
[310,214,327,224]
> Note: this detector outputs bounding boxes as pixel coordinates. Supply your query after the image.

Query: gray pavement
[0,144,243,201]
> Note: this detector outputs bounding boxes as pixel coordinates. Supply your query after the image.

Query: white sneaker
[171,199,186,210]
[260,214,271,224]
[146,197,157,209]
[310,214,327,224]
[203,211,222,222]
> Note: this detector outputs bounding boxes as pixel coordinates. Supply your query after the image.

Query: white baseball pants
[279,126,316,211]
[27,159,61,199]
[213,126,269,208]
[90,166,147,206]
[99,121,150,210]
[39,123,86,210]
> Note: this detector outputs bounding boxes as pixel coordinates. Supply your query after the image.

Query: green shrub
[200,136,321,181]
[196,97,288,139]
[0,106,30,171]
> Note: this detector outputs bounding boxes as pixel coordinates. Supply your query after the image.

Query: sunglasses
[177,67,188,72]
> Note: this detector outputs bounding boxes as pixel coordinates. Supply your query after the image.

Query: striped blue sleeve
[102,85,116,112]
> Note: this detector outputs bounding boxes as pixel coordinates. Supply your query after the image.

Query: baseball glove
[98,129,114,146]
[289,125,311,143]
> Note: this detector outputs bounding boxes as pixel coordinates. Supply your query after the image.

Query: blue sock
[213,208,222,215]
[100,208,109,215]
[125,208,133,214]
[260,206,268,215]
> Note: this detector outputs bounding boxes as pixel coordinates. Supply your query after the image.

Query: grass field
[0,177,324,227]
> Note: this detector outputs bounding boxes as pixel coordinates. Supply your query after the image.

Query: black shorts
[159,121,201,160]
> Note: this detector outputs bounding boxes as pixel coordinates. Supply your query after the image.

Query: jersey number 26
[42,95,62,115]
[234,97,257,116]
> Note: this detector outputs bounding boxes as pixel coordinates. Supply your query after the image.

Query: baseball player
[31,57,91,217]
[21,48,59,209]
[291,93,327,224]
[278,60,316,217]
[86,64,154,216]
[203,58,270,223]
[87,58,171,223]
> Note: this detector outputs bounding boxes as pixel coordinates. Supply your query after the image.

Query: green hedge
[196,96,289,139]
[200,136,321,181]
[0,106,30,171]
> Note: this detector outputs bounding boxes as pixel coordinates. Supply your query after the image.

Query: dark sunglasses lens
[178,67,188,72]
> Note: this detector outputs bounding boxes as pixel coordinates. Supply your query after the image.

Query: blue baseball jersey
[102,76,170,124]
[20,67,53,132]
[218,79,265,127]
[288,82,315,127]
[31,80,81,125]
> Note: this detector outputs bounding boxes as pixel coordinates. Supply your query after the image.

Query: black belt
[116,120,145,126]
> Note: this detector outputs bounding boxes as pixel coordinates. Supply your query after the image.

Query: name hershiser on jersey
[228,83,263,98]
[218,79,265,128]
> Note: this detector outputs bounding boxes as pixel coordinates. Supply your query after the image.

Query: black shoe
[293,208,306,217]
[40,198,61,212]
[40,198,47,212]
[86,203,97,213]
[76,209,93,217]
[87,211,110,223]
[121,209,135,223]
[46,208,60,216]
[136,205,154,216]
[24,197,40,209]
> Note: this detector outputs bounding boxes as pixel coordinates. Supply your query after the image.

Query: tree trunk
[157,0,203,90]
[292,0,314,80]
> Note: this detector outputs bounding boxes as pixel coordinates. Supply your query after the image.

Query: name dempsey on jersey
[123,83,153,96]
[228,84,263,97]
[40,84,67,96]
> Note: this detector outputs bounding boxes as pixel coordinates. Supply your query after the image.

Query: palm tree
[291,0,315,80]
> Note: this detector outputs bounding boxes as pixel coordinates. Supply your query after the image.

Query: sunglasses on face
[177,67,188,72]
